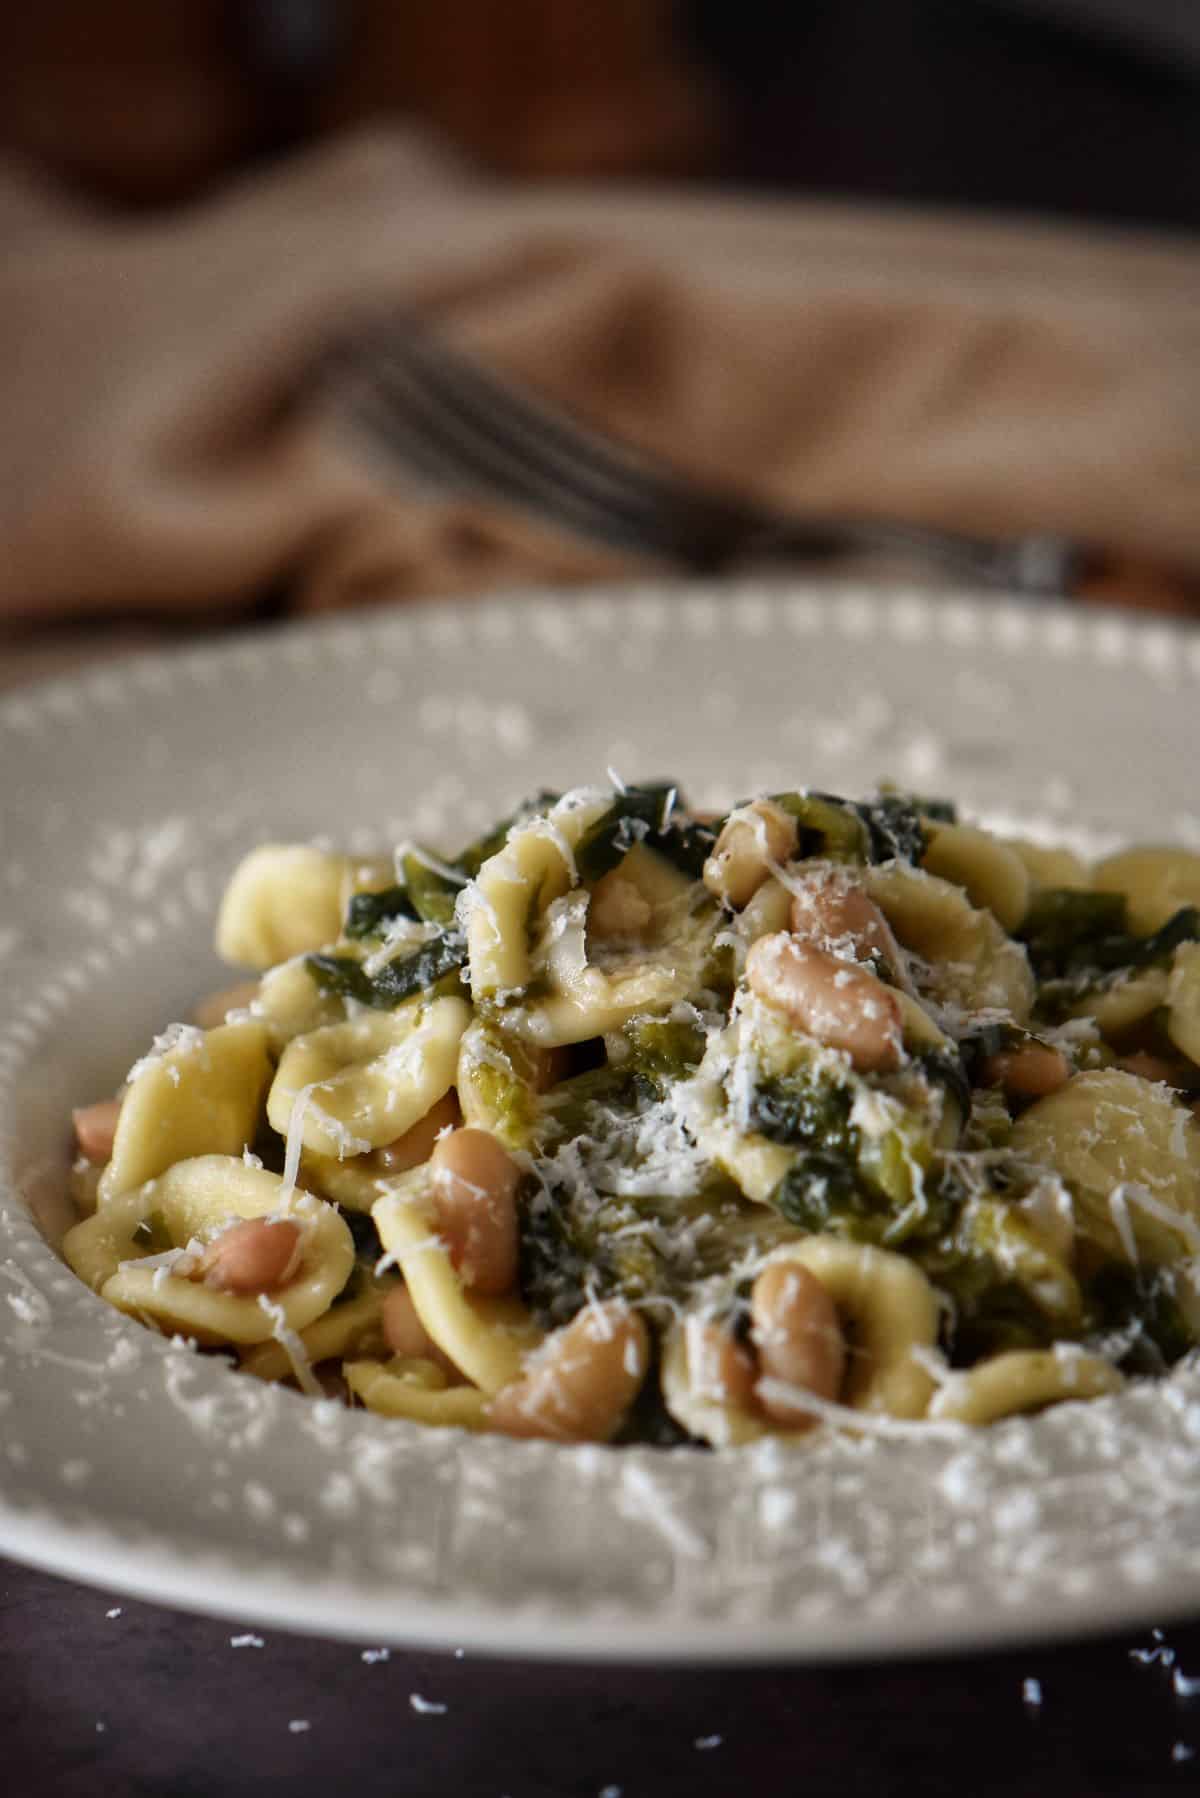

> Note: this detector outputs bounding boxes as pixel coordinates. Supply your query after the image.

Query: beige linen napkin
[2,128,1198,623]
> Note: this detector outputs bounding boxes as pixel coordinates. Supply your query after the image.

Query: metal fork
[332,324,1087,595]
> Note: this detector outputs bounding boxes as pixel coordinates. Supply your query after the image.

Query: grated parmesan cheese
[62,773,1200,1460]
[409,1694,448,1715]
[257,1295,322,1397]
[126,1022,207,1084]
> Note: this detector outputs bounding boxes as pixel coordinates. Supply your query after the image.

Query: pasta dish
[61,781,1200,1445]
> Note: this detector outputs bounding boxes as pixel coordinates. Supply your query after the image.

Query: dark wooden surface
[5,1556,1200,1795]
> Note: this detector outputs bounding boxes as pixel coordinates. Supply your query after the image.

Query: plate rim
[5,575,1200,1660]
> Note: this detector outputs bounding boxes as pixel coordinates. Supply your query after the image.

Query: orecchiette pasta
[344,1358,492,1429]
[920,824,1031,933]
[294,1148,395,1214]
[1167,944,1200,1068]
[64,1155,354,1347]
[372,1180,541,1394]
[253,956,349,1051]
[737,875,796,944]
[216,845,389,970]
[761,1237,940,1419]
[864,864,1035,1021]
[266,998,470,1157]
[240,1284,392,1381]
[63,779,1200,1447]
[1011,1070,1200,1265]
[100,1019,272,1203]
[464,792,612,998]
[928,1348,1124,1425]
[1092,846,1200,936]
[511,892,718,1048]
[1002,838,1091,893]
[660,1319,776,1449]
[1062,966,1169,1037]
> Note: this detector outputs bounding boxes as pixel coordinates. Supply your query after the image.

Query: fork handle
[726,514,1089,596]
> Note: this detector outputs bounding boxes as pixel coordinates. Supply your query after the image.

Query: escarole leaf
[1020,889,1200,980]
[620,1014,708,1084]
[376,792,566,934]
[933,1258,1059,1362]
[754,1070,879,1236]
[1083,1263,1194,1375]
[745,1071,856,1152]
[657,816,720,879]
[767,789,939,866]
[518,1165,672,1327]
[910,1045,972,1123]
[769,792,869,862]
[911,794,958,825]
[771,1153,866,1231]
[1124,907,1200,967]
[398,853,462,929]
[307,932,467,1009]
[575,782,716,884]
[455,788,562,878]
[1018,889,1128,975]
[343,884,419,941]
[854,795,932,865]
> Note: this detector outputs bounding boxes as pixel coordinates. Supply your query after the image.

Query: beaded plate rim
[2,578,1199,1662]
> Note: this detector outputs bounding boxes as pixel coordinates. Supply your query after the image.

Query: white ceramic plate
[4,580,1200,1662]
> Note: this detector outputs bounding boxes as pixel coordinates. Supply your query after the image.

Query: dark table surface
[6,1555,1200,1797]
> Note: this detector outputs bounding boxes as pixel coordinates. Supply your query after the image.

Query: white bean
[751,1260,845,1426]
[703,801,797,908]
[746,932,903,1072]
[374,1091,462,1174]
[980,1043,1071,1099]
[72,1098,121,1164]
[1116,1051,1187,1089]
[429,1127,520,1296]
[685,1316,758,1410]
[789,870,903,972]
[195,1218,302,1295]
[380,1284,459,1377]
[487,1301,649,1442]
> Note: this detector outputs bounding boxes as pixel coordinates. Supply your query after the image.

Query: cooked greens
[574,781,717,883]
[1021,889,1200,981]
[68,775,1200,1449]
[307,932,467,1008]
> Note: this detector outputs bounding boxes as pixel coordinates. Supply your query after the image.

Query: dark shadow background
[689,0,1200,227]
[2,0,1197,227]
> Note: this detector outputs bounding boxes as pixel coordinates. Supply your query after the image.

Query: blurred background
[2,0,1197,648]
[3,0,1198,224]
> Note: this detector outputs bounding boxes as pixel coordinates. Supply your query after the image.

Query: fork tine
[380,329,756,558]
[339,325,1083,592]
[347,359,676,560]
[343,378,492,496]
[352,338,708,560]
[346,354,682,559]
[396,332,729,522]
[354,334,927,574]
